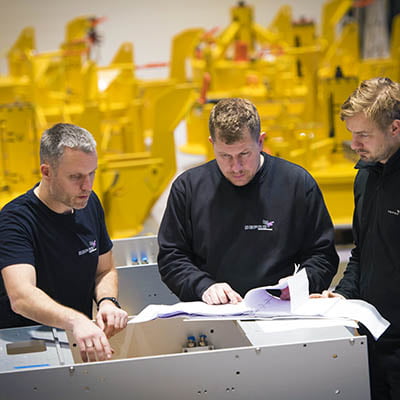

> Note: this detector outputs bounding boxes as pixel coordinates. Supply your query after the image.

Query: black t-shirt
[0,186,112,329]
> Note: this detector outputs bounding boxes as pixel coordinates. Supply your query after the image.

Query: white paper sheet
[129,268,390,340]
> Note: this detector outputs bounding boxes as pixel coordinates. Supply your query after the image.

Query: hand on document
[276,263,303,300]
[277,276,291,300]
[130,269,390,340]
[201,282,243,305]
[309,291,345,300]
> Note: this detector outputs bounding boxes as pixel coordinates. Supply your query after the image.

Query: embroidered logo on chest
[387,209,400,216]
[78,240,97,256]
[244,219,275,231]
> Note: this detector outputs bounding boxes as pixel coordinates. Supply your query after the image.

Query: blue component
[131,255,138,264]
[14,364,50,370]
[141,253,148,264]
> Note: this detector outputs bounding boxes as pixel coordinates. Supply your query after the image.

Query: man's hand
[96,302,128,338]
[201,283,243,305]
[71,317,114,362]
[309,291,345,299]
[278,277,291,300]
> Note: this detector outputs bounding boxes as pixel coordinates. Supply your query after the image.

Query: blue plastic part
[14,364,50,370]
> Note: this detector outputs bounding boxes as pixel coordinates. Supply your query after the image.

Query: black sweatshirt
[158,153,338,301]
[335,148,400,339]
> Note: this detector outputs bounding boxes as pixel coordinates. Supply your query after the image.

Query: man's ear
[259,132,266,147]
[40,163,51,179]
[208,136,214,144]
[392,120,400,137]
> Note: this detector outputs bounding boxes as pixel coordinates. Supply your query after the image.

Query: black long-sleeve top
[158,153,339,301]
[335,148,400,339]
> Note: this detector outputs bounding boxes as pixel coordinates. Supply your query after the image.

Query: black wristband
[96,297,121,310]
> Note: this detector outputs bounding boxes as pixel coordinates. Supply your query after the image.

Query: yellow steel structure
[178,0,400,227]
[0,17,201,238]
[2,2,399,233]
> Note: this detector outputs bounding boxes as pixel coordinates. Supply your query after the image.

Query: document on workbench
[131,279,292,324]
[285,268,390,340]
[130,269,390,339]
[129,269,313,323]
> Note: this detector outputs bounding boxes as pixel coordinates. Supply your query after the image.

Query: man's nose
[230,157,243,171]
[81,175,93,191]
[350,135,361,151]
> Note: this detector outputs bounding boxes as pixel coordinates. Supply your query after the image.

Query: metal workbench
[0,317,370,399]
[0,236,371,399]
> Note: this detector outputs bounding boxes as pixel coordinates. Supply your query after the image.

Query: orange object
[234,40,248,61]
[135,62,169,70]
[199,72,211,104]
[353,0,375,7]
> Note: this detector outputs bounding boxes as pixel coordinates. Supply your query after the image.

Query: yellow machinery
[1,3,399,233]
[179,0,400,226]
[0,17,201,238]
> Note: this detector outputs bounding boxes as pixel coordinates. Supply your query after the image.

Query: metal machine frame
[112,236,178,316]
[0,318,370,399]
[0,236,370,399]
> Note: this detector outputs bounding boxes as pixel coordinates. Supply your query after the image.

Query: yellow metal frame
[0,16,200,238]
[178,0,399,226]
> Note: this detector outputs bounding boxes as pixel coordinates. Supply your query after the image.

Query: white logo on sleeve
[78,240,97,256]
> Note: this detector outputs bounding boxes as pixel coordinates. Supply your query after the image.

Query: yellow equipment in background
[179,0,400,226]
[1,2,399,234]
[0,16,201,238]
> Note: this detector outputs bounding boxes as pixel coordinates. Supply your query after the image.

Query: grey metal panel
[0,235,371,398]
[116,264,179,315]
[0,326,73,371]
[106,236,179,315]
[0,337,369,400]
[112,236,158,267]
[0,319,370,400]
[238,320,358,346]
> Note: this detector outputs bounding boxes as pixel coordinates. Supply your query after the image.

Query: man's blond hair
[341,77,400,130]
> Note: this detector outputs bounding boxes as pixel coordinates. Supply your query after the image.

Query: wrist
[96,297,121,310]
[66,311,90,331]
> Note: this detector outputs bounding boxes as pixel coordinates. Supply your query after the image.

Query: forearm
[302,251,338,292]
[158,183,216,300]
[9,284,89,331]
[94,267,118,302]
[161,262,215,301]
[334,252,360,299]
[300,226,339,292]
[301,186,339,292]
[93,257,128,338]
[158,251,215,301]
[3,263,114,362]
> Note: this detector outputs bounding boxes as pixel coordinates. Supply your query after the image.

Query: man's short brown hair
[209,98,261,144]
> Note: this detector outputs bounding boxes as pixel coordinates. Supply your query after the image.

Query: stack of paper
[130,269,390,340]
